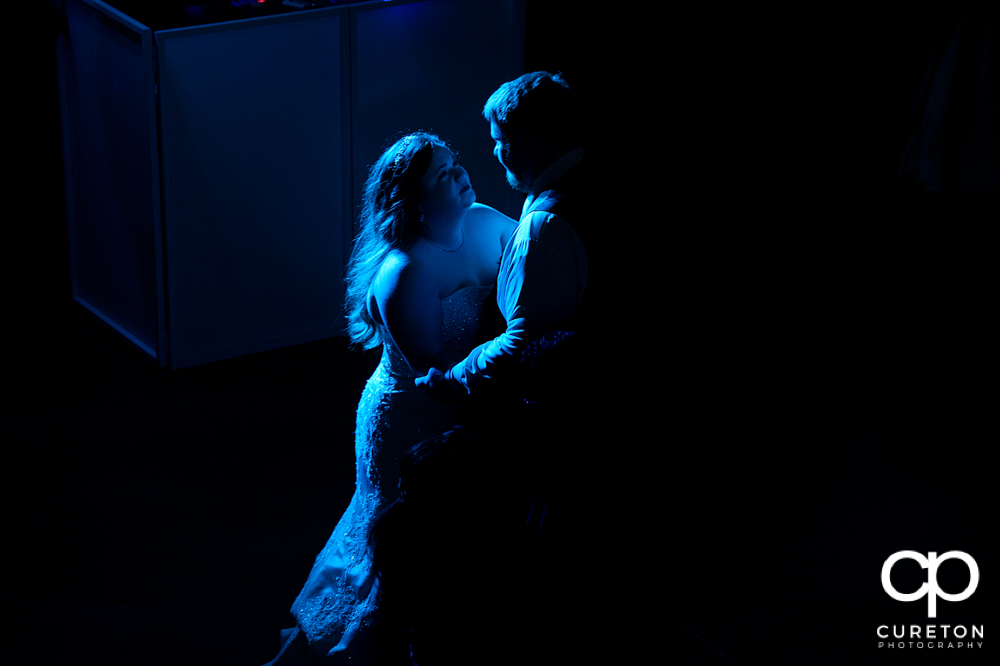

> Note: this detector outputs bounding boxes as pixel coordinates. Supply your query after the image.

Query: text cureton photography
[878,623,984,650]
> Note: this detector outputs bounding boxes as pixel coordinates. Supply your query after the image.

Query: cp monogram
[881,551,979,618]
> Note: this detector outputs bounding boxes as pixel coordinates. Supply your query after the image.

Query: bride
[265,132,516,664]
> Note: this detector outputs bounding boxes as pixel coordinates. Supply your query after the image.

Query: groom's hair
[483,71,579,145]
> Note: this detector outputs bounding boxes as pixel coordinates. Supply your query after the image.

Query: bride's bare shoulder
[466,203,517,249]
[371,249,410,296]
[467,203,517,229]
[371,247,436,303]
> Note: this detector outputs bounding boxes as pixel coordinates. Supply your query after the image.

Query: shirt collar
[528,146,586,197]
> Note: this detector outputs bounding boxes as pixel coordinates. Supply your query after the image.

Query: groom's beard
[505,170,530,193]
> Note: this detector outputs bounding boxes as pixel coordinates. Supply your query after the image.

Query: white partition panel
[59,0,164,361]
[156,11,350,368]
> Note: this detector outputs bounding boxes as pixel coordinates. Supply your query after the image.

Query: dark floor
[16,302,378,666]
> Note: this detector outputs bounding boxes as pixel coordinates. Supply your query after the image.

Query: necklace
[424,226,465,253]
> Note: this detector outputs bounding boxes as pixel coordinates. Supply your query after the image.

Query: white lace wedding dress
[279,284,494,662]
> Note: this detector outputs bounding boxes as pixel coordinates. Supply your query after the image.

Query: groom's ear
[508,131,531,164]
[511,131,530,152]
[514,131,546,174]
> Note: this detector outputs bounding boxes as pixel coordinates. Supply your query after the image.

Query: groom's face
[490,121,529,193]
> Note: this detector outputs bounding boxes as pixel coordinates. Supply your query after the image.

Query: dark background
[11,1,997,665]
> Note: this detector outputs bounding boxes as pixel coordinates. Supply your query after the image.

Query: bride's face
[419,145,475,223]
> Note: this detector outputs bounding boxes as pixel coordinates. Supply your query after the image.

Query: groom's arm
[430,212,587,396]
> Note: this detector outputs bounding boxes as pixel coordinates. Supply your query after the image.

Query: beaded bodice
[380,284,495,378]
[441,284,494,355]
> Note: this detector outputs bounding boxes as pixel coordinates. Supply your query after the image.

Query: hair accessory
[392,135,417,171]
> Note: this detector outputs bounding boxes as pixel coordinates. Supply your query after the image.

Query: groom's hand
[415,367,460,403]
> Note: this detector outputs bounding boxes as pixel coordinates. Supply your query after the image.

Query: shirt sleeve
[446,210,587,394]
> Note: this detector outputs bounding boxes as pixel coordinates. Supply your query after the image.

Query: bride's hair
[345,132,446,350]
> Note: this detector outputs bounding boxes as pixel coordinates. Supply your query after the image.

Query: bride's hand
[416,367,460,402]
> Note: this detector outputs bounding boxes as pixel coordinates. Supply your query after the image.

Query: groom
[415,71,594,403]
[411,70,600,664]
